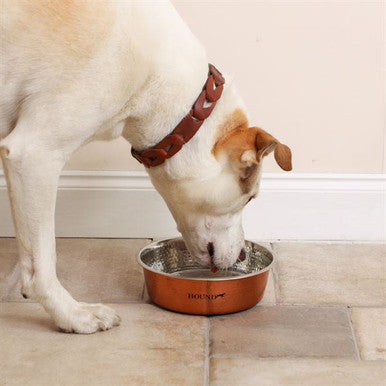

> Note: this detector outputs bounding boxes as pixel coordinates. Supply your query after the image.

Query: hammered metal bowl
[137,238,273,315]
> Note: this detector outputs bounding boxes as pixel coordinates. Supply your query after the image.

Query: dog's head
[150,108,292,269]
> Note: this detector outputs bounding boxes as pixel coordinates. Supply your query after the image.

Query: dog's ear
[213,126,258,179]
[213,126,292,173]
[254,127,292,171]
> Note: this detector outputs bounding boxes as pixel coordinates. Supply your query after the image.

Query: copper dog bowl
[137,238,273,315]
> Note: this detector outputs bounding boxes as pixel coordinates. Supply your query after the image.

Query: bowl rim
[136,237,274,282]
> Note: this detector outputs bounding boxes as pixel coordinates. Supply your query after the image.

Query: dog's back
[1,0,117,139]
[0,0,204,141]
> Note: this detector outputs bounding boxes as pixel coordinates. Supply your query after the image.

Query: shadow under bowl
[137,238,273,315]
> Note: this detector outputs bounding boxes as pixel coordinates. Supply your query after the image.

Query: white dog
[0,0,291,333]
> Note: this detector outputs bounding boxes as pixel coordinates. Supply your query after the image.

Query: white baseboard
[0,171,385,240]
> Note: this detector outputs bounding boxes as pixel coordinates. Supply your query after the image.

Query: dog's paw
[57,303,121,334]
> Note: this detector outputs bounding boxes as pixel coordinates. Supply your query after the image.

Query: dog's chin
[184,242,239,270]
[212,256,238,270]
[191,251,237,270]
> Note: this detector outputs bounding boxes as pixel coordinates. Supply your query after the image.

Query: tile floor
[0,238,385,385]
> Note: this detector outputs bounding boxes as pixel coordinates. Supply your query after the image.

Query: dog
[0,0,292,333]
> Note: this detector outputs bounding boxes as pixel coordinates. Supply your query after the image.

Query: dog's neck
[118,2,247,179]
[123,71,247,179]
[122,60,209,151]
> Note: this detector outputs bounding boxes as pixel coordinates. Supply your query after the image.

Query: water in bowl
[171,268,243,279]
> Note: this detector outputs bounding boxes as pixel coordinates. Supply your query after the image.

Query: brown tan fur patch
[213,123,257,163]
[212,112,292,193]
[212,108,249,150]
[5,0,114,62]
[212,118,259,194]
[213,120,292,172]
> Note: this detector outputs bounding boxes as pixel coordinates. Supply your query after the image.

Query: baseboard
[0,171,385,240]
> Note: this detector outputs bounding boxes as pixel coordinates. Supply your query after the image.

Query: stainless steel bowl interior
[138,238,273,280]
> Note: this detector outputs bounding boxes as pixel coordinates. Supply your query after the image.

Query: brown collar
[131,64,225,168]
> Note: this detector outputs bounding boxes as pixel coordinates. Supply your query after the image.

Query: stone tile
[210,358,386,386]
[252,242,277,305]
[259,271,276,305]
[56,238,150,303]
[211,306,356,359]
[2,238,151,303]
[0,238,19,300]
[350,307,386,360]
[0,302,206,385]
[273,242,386,306]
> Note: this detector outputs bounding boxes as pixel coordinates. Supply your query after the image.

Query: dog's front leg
[0,136,120,334]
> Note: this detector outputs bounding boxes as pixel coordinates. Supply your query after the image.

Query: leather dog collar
[131,64,225,168]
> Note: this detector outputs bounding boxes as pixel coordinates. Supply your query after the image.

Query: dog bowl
[137,238,273,315]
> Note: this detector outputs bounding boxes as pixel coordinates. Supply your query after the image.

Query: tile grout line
[2,299,385,308]
[346,306,361,361]
[0,300,150,304]
[140,282,146,302]
[209,353,380,361]
[203,317,210,386]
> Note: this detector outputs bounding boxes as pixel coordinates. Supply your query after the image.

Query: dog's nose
[238,248,246,262]
[207,242,214,258]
